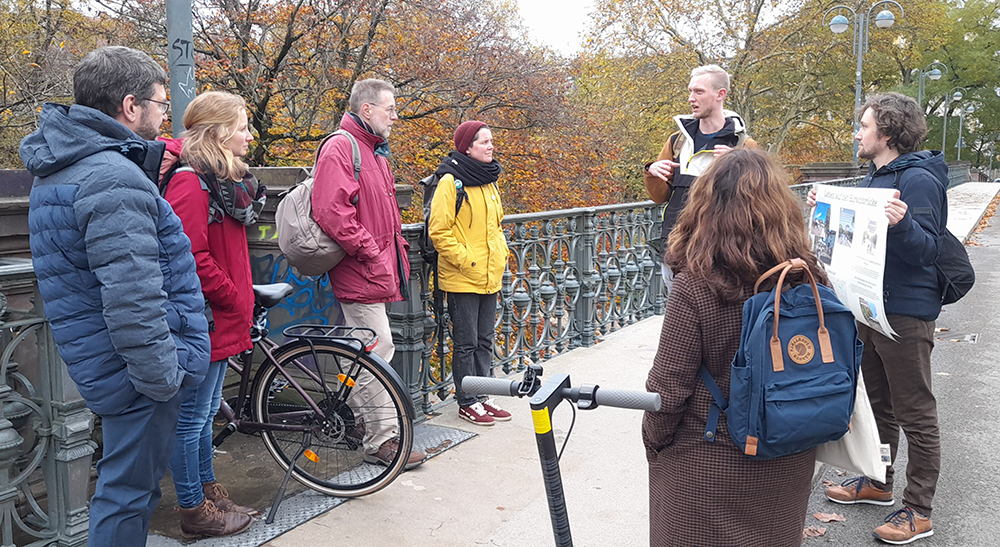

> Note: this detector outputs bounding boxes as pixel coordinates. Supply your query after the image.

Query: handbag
[815,373,888,482]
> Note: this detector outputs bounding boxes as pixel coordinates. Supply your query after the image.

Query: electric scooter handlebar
[592,388,661,411]
[462,377,661,412]
[462,377,520,397]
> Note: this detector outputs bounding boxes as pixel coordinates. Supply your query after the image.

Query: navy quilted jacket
[20,103,210,416]
[860,150,949,321]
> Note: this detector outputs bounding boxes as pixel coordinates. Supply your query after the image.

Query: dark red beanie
[454,121,488,154]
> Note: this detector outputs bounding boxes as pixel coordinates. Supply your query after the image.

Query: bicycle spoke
[251,341,413,497]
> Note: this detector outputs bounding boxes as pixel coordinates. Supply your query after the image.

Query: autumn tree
[1,0,84,166]
[577,0,963,178]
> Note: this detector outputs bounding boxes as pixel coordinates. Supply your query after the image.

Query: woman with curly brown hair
[643,148,827,547]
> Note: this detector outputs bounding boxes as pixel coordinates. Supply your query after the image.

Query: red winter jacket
[312,114,410,303]
[159,137,254,362]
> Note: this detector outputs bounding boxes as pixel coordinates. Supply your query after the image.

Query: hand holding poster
[811,185,898,339]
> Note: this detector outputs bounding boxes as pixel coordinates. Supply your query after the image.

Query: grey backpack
[275,129,360,276]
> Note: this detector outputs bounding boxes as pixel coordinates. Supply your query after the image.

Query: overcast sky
[515,0,595,56]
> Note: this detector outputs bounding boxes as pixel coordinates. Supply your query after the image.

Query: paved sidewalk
[265,317,658,547]
[263,182,1000,547]
[945,182,999,242]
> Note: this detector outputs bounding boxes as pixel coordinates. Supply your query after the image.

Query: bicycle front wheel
[251,341,415,497]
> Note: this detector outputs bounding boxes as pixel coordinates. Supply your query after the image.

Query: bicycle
[464,365,660,547]
[211,282,415,519]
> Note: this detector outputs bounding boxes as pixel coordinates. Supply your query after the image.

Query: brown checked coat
[643,272,815,547]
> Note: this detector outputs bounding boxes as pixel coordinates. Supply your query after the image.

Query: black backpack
[936,228,975,305]
[418,173,470,348]
[890,167,975,305]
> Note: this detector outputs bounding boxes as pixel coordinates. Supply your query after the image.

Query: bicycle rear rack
[283,324,379,353]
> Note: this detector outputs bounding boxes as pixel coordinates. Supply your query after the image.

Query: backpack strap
[698,366,728,443]
[669,131,683,162]
[168,165,228,224]
[313,129,362,183]
[159,161,182,196]
[754,258,833,372]
[332,129,362,182]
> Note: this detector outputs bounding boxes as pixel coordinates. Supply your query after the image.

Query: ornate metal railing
[0,259,93,547]
[790,165,970,200]
[393,201,666,416]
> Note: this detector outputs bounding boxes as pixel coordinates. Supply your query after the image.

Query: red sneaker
[481,398,511,421]
[459,402,495,426]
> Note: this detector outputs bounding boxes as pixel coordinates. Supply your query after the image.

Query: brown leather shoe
[873,506,933,544]
[826,476,894,506]
[203,481,261,517]
[364,437,425,469]
[178,498,252,538]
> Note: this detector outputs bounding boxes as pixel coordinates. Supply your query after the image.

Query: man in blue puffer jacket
[19,46,210,546]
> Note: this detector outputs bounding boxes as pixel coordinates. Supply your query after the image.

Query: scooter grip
[594,388,661,411]
[462,376,519,397]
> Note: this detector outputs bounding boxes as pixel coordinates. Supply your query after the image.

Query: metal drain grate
[147,423,476,547]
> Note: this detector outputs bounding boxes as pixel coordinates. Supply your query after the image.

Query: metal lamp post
[824,1,905,167]
[957,104,974,162]
[942,87,967,159]
[916,61,947,109]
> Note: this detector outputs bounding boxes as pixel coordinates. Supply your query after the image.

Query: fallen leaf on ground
[813,512,846,523]
[822,480,836,487]
[802,526,827,539]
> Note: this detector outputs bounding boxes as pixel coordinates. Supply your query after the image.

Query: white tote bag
[815,373,887,483]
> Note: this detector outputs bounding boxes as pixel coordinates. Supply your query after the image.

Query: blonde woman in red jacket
[160,91,264,538]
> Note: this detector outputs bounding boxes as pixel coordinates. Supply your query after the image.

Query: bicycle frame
[213,303,374,446]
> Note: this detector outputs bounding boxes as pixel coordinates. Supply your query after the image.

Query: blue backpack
[700,258,863,459]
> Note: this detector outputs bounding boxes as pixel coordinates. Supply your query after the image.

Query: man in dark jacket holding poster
[813,93,947,545]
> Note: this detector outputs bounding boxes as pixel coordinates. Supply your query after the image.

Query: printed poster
[811,185,898,339]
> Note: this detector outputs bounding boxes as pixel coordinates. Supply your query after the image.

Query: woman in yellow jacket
[428,121,511,426]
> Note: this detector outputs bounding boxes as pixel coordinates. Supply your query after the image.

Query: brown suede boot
[203,481,261,516]
[178,498,252,538]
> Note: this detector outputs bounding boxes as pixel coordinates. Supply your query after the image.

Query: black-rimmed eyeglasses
[145,98,171,114]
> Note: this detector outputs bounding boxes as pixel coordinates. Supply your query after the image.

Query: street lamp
[942,86,967,158]
[824,1,905,167]
[957,104,975,162]
[914,61,947,109]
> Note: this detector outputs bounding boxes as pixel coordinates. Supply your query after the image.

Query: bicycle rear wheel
[251,341,415,497]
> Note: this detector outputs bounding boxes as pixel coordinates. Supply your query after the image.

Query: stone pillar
[389,227,428,414]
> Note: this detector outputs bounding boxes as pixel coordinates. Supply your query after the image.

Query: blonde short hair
[690,65,730,93]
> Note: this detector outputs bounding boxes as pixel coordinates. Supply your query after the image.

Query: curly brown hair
[665,149,828,305]
[858,92,927,154]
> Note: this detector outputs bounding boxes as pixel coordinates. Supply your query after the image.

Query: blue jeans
[169,360,227,508]
[90,391,181,546]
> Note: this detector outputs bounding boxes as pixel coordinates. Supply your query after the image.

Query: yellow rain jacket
[428,173,509,294]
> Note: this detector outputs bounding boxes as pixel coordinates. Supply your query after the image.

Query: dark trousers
[449,292,498,407]
[859,315,940,517]
[90,392,182,545]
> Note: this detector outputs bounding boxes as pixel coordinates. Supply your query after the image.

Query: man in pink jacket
[312,79,424,467]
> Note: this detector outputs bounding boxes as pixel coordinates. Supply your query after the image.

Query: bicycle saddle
[253,283,294,308]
